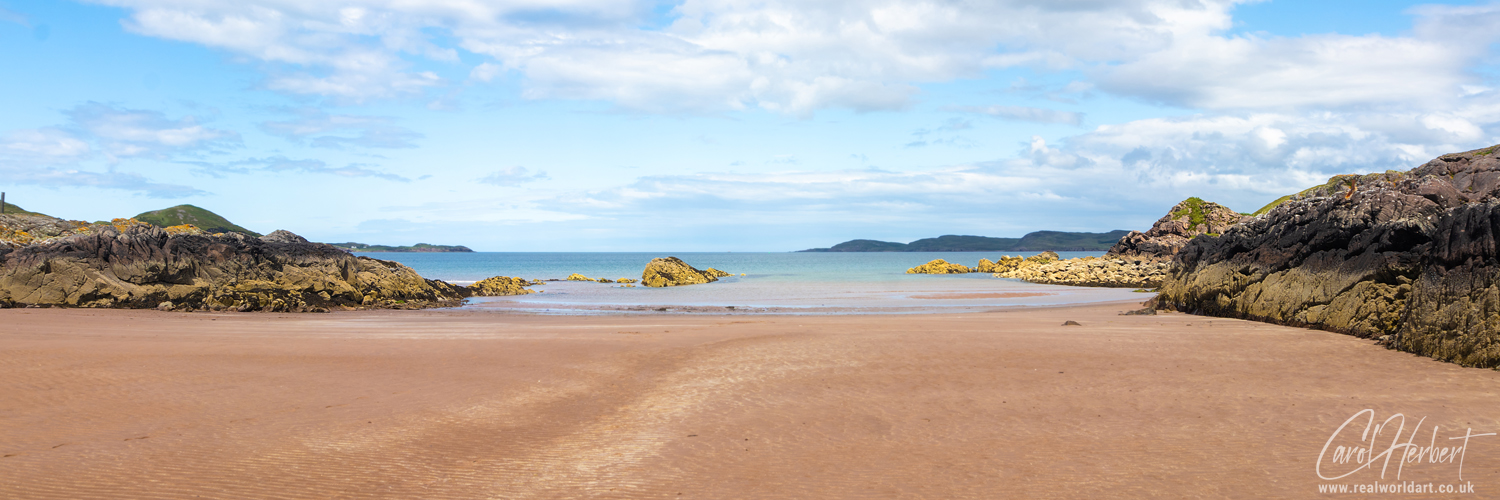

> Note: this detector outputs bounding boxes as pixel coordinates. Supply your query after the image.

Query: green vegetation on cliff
[1170,197,1209,230]
[135,204,260,236]
[327,242,474,253]
[800,230,1130,252]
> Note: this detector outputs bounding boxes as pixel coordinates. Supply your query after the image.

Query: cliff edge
[1155,145,1500,367]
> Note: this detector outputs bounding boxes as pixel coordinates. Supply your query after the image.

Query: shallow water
[362,251,1150,314]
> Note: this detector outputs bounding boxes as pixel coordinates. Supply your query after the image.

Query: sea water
[362,251,1150,314]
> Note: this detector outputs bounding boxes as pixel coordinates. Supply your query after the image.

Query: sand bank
[3,303,1499,498]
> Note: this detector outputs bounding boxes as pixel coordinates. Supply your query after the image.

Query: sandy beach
[4,303,1499,499]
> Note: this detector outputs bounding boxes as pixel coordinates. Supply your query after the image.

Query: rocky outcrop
[996,256,1169,288]
[704,268,731,278]
[906,259,972,274]
[1155,145,1500,368]
[641,257,724,287]
[566,273,596,282]
[468,276,537,297]
[0,214,92,247]
[617,278,638,284]
[0,225,466,311]
[1108,198,1248,259]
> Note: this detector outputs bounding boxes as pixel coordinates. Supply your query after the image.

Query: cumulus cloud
[0,103,234,197]
[0,128,90,163]
[63,0,1225,113]
[259,108,422,149]
[477,166,549,186]
[0,145,202,198]
[63,102,240,160]
[85,0,1500,117]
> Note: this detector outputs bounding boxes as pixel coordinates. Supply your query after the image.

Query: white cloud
[62,102,240,160]
[185,156,410,182]
[86,0,1500,117]
[477,166,550,186]
[258,108,422,149]
[0,128,90,163]
[955,105,1082,125]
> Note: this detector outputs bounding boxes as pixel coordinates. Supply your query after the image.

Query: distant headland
[328,242,474,253]
[798,230,1131,252]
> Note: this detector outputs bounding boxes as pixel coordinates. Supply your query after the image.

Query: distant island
[327,242,474,253]
[799,231,1131,252]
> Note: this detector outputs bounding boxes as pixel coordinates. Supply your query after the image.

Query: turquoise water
[360,251,1106,283]
[360,251,1148,315]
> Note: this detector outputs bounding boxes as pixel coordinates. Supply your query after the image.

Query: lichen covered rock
[566,273,596,282]
[996,256,1169,288]
[1108,198,1248,259]
[0,225,465,311]
[906,259,972,274]
[704,267,732,278]
[641,257,721,287]
[1155,144,1500,368]
[467,276,537,297]
[0,214,92,247]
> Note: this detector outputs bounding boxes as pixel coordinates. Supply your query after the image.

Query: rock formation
[995,256,1169,288]
[0,225,466,311]
[0,214,92,247]
[468,276,537,297]
[616,278,638,284]
[704,268,731,278]
[1108,198,1248,259]
[641,257,724,287]
[906,259,972,274]
[1155,145,1500,367]
[566,273,596,282]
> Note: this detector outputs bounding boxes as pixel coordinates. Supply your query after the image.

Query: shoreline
[5,303,1500,498]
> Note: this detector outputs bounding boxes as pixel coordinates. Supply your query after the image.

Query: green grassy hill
[0,201,47,217]
[135,205,261,236]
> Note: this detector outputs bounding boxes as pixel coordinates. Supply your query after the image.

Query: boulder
[641,257,721,287]
[467,276,537,297]
[704,267,732,278]
[616,278,638,284]
[906,259,972,274]
[261,229,309,244]
[566,273,596,282]
[976,256,1025,274]
[0,225,466,312]
[1108,198,1248,259]
[1155,144,1500,367]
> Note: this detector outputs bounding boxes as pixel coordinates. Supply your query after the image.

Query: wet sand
[4,303,1500,498]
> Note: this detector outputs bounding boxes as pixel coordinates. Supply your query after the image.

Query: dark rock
[0,224,467,312]
[1062,320,1082,326]
[1120,307,1157,316]
[1108,197,1248,259]
[1153,144,1500,367]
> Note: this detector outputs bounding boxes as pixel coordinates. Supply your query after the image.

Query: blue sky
[2,0,1498,251]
